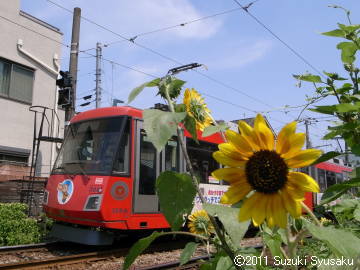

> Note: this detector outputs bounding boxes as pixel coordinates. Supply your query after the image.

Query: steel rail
[0,247,128,269]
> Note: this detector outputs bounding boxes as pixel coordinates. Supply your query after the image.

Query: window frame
[0,57,35,104]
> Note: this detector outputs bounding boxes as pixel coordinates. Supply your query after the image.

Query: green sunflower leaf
[203,204,249,248]
[309,105,337,115]
[180,242,199,266]
[310,151,342,165]
[263,232,283,258]
[143,109,186,152]
[156,172,196,231]
[321,29,345,38]
[123,231,162,270]
[293,74,323,83]
[323,71,347,80]
[127,78,161,104]
[354,207,360,222]
[158,76,186,100]
[216,256,236,270]
[320,177,360,205]
[184,115,198,143]
[202,123,228,138]
[336,102,360,112]
[304,220,360,258]
[336,42,357,64]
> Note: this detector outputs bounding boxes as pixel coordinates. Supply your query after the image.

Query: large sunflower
[212,114,321,228]
[188,209,214,236]
[183,88,213,131]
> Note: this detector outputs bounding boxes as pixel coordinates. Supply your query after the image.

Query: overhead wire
[0,14,69,48]
[103,7,244,47]
[231,0,324,78]
[45,0,328,141]
[45,0,281,111]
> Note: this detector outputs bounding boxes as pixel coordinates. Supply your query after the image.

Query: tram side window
[113,119,130,174]
[164,139,179,172]
[139,131,157,195]
[317,169,326,192]
[187,138,220,184]
[336,173,343,184]
[326,171,336,188]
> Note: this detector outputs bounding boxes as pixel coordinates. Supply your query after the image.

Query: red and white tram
[43,106,328,245]
[43,106,226,244]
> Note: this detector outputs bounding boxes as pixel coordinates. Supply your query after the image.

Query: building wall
[0,0,65,177]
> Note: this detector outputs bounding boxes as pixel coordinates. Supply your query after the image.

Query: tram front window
[53,117,130,175]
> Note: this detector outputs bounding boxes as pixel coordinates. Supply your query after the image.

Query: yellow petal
[280,133,306,159]
[239,192,259,222]
[225,129,254,156]
[276,121,297,154]
[288,172,320,193]
[272,194,287,228]
[284,184,305,201]
[211,167,246,183]
[238,121,261,151]
[218,143,248,161]
[254,114,274,150]
[280,189,302,218]
[285,149,322,168]
[213,151,247,167]
[266,197,275,227]
[220,182,252,204]
[252,195,268,226]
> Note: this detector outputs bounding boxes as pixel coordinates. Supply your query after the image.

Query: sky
[20,0,360,153]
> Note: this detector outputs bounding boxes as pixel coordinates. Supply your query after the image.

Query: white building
[0,0,64,180]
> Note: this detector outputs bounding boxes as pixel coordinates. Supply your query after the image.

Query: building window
[0,58,34,103]
[0,153,28,165]
[0,146,30,166]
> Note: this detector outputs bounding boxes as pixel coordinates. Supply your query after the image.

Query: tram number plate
[89,185,103,193]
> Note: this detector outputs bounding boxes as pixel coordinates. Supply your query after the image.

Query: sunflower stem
[280,246,290,260]
[163,85,241,269]
[206,111,227,142]
[300,201,322,226]
[286,227,298,270]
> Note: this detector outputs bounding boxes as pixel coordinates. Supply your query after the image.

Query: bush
[0,203,41,246]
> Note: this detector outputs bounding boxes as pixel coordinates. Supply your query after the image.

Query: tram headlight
[84,195,103,211]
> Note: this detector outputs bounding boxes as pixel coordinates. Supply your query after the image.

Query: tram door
[133,120,160,213]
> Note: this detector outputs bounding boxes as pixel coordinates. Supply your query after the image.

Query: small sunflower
[183,88,213,131]
[212,114,322,228]
[320,217,331,226]
[188,209,214,236]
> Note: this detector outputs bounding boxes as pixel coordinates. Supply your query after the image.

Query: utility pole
[95,42,102,108]
[304,118,312,149]
[302,117,317,204]
[66,7,81,124]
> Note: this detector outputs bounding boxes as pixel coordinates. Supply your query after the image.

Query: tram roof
[71,106,224,144]
[71,106,143,123]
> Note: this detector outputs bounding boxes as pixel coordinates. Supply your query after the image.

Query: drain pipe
[17,39,61,173]
[51,54,61,172]
[17,39,59,75]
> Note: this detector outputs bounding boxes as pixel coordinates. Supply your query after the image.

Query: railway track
[0,238,199,269]
[0,247,128,269]
[0,237,263,269]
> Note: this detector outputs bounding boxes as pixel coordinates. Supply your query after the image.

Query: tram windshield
[53,116,130,175]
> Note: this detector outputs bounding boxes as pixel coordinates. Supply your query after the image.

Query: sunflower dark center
[245,150,288,194]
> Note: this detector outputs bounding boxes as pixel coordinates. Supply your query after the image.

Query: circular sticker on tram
[57,179,74,204]
[111,182,129,200]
